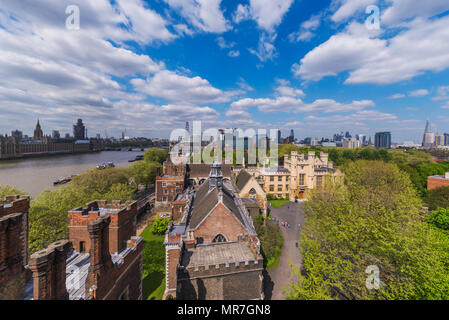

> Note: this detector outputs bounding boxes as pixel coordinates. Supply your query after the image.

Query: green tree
[150,217,170,235]
[0,184,24,198]
[128,161,161,188]
[144,148,168,164]
[286,160,449,300]
[426,208,449,231]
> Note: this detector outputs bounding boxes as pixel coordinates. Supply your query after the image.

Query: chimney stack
[85,215,112,299]
[28,240,72,300]
[209,162,223,189]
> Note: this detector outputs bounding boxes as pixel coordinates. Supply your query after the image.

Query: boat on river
[96,162,115,169]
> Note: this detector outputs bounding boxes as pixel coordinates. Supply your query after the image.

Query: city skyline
[1,1,449,141]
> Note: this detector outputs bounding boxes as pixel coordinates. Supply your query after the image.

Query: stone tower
[33,119,43,141]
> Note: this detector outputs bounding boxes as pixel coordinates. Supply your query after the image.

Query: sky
[1,0,449,143]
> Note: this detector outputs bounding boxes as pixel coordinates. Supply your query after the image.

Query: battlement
[180,257,263,279]
[68,200,137,227]
[0,195,30,218]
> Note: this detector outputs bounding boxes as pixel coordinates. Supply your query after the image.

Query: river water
[0,150,146,198]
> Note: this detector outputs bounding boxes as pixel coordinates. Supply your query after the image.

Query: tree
[286,160,449,300]
[426,208,449,231]
[144,148,168,164]
[150,217,170,235]
[128,161,161,188]
[425,186,449,211]
[0,184,24,199]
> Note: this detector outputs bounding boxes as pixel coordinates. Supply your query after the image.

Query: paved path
[264,202,305,300]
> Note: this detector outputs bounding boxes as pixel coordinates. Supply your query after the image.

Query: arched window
[212,234,227,243]
[249,188,257,199]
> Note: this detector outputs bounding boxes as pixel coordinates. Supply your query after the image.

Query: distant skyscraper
[52,130,60,139]
[445,133,449,146]
[375,132,392,149]
[277,130,281,144]
[345,131,351,138]
[422,120,435,148]
[185,121,190,133]
[290,129,294,140]
[73,119,86,140]
[33,119,43,141]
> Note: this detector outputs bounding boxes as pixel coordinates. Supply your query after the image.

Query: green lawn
[269,199,291,208]
[140,225,166,300]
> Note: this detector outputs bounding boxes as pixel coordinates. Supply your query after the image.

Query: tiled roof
[188,164,232,178]
[235,169,252,191]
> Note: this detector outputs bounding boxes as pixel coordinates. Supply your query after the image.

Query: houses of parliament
[0,119,104,160]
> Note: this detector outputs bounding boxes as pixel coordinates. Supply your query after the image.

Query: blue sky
[1,0,449,143]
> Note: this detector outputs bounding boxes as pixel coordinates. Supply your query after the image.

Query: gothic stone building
[164,163,264,300]
[0,196,143,300]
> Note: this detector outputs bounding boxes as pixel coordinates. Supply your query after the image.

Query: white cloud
[441,101,449,109]
[228,50,240,58]
[228,95,375,115]
[382,0,449,25]
[330,0,374,22]
[236,78,254,92]
[409,89,429,97]
[131,70,238,105]
[164,0,230,33]
[247,0,294,32]
[388,94,406,99]
[433,85,449,101]
[249,33,278,62]
[288,13,322,42]
[305,110,398,123]
[294,16,449,84]
[233,4,251,24]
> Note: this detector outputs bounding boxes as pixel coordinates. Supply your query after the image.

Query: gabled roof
[188,183,250,232]
[235,169,252,191]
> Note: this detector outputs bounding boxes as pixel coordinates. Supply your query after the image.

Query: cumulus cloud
[330,0,374,22]
[164,0,230,33]
[388,94,406,99]
[382,0,449,25]
[294,16,449,84]
[131,70,239,105]
[228,95,375,116]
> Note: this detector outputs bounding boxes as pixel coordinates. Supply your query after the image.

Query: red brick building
[0,196,143,300]
[68,200,138,254]
[0,196,30,300]
[155,160,186,215]
[427,173,449,190]
[164,163,264,300]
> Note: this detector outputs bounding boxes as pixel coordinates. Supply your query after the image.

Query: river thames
[0,150,146,198]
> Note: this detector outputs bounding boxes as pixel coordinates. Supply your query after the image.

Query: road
[264,202,305,300]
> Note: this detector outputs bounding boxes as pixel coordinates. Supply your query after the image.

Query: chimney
[28,240,72,300]
[85,215,112,299]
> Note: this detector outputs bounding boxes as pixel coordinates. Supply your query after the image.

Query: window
[162,196,167,202]
[79,241,86,253]
[286,185,289,191]
[212,234,227,243]
[249,188,257,199]
[269,185,274,192]
[278,185,282,191]
[162,182,167,187]
[299,174,305,186]
[270,176,274,182]
[164,189,168,195]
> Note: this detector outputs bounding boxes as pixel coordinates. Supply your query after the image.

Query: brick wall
[427,177,449,190]
[194,203,247,243]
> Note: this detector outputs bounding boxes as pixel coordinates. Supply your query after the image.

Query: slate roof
[188,181,251,233]
[235,169,252,191]
[188,164,232,178]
